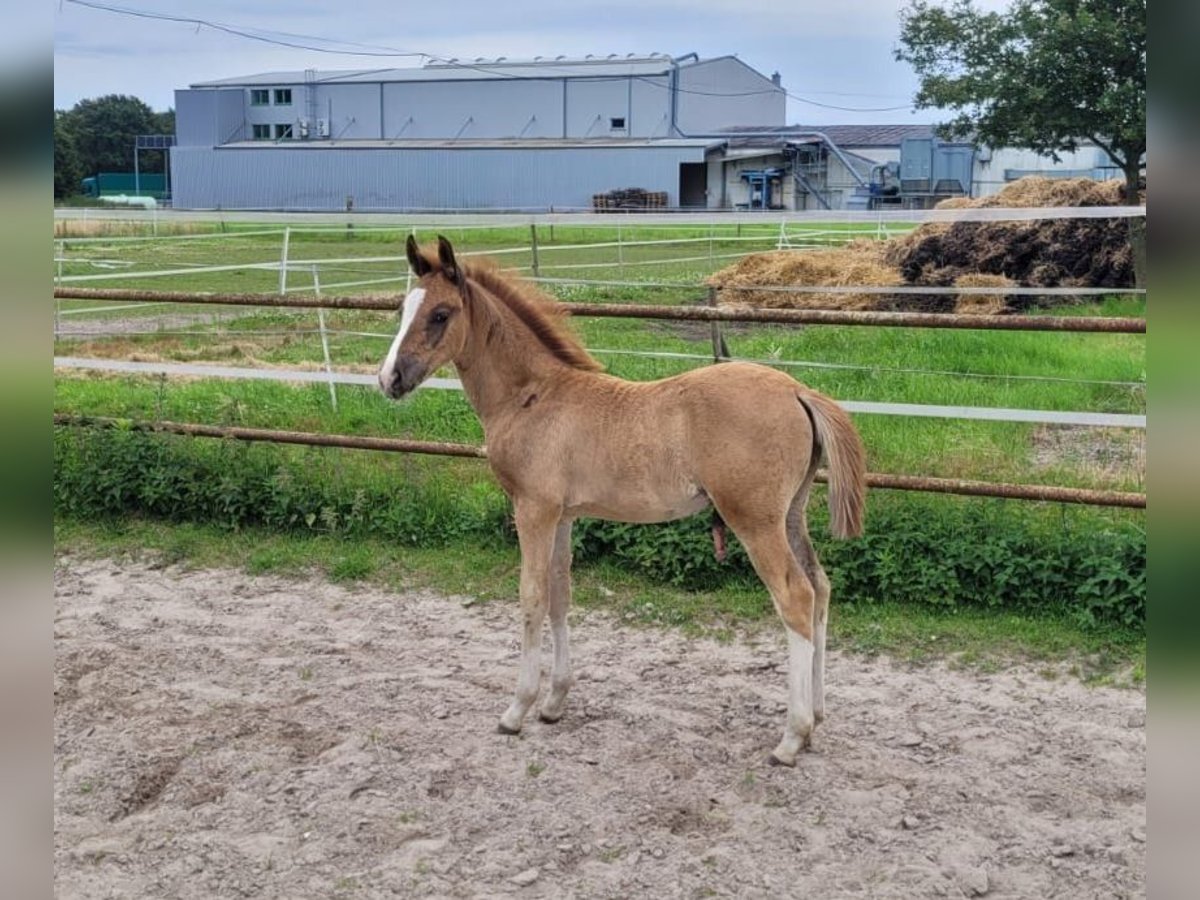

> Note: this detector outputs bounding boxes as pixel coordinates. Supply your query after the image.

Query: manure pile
[710,177,1139,314]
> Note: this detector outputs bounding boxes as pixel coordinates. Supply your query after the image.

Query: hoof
[538,709,564,724]
[768,752,796,768]
[814,710,825,725]
[497,721,521,735]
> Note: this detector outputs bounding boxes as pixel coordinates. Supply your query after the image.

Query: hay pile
[883,177,1137,297]
[709,176,1137,314]
[709,240,902,310]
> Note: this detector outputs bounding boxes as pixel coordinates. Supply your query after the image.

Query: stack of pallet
[591,188,669,211]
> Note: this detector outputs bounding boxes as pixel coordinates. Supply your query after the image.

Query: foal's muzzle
[378,354,427,399]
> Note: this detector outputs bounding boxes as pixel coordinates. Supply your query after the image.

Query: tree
[54,111,83,199]
[61,94,159,177]
[896,0,1146,204]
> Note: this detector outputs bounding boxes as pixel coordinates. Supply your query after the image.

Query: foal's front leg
[539,519,575,723]
[498,504,560,735]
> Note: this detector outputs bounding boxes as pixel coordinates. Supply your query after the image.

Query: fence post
[707,285,730,363]
[312,264,338,412]
[405,226,416,294]
[617,219,624,275]
[278,226,292,295]
[530,223,540,277]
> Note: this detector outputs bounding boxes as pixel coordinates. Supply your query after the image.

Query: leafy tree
[154,109,176,137]
[61,94,159,177]
[896,0,1146,204]
[54,111,83,199]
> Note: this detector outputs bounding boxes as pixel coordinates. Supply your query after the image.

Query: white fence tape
[54,356,1145,429]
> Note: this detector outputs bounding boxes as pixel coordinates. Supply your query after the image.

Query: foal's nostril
[397,356,425,391]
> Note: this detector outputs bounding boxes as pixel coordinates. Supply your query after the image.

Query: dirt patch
[54,311,261,339]
[1031,425,1146,485]
[55,556,1145,899]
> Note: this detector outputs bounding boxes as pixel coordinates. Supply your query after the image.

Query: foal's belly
[565,481,711,524]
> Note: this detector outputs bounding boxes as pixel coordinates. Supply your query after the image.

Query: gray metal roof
[191,54,701,88]
[218,137,716,150]
[722,124,941,148]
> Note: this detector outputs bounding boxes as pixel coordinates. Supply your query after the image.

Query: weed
[330,549,376,582]
[526,760,546,778]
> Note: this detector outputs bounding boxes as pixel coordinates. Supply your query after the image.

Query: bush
[53,426,512,547]
[54,427,1144,628]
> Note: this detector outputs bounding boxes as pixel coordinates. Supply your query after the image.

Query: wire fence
[53,284,1147,507]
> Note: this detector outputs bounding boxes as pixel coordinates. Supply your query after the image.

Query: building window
[610,117,626,130]
[252,124,271,140]
[274,88,293,105]
[274,123,294,140]
[250,89,269,106]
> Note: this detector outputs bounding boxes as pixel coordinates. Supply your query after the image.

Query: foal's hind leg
[498,503,559,735]
[730,520,818,767]
[788,493,831,725]
[539,519,575,723]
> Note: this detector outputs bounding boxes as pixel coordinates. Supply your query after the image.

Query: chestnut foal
[379,236,866,765]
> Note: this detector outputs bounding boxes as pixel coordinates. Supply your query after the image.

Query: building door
[679,163,707,208]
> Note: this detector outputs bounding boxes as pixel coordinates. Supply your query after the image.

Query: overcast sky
[53,0,1012,126]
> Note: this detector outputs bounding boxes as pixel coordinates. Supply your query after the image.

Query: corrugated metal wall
[677,58,784,134]
[382,80,566,139]
[170,145,706,210]
[175,89,245,146]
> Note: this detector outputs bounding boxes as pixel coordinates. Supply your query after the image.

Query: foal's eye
[431,309,451,325]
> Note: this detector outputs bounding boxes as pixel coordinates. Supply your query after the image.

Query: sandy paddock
[54,556,1145,898]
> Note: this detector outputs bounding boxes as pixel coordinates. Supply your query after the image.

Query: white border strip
[54,357,1144,429]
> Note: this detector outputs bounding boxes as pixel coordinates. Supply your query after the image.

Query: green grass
[53,516,1144,684]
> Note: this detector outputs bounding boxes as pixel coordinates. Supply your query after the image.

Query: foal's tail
[797,390,867,539]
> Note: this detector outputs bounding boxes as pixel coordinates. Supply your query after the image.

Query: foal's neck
[453,287,569,422]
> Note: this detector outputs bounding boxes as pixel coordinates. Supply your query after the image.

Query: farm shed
[170,54,784,211]
[705,125,1130,210]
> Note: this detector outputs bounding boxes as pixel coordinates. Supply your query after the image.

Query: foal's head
[378,235,472,399]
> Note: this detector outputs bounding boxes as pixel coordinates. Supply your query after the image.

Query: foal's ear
[437,234,463,287]
[406,235,431,277]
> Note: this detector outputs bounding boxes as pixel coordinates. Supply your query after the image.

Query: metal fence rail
[52,415,1146,509]
[52,287,1147,334]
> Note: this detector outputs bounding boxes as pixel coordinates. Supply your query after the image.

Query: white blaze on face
[378,288,426,392]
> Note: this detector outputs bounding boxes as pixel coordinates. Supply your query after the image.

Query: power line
[63,0,915,113]
[63,0,427,58]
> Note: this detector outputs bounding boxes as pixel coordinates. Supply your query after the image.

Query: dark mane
[422,250,603,372]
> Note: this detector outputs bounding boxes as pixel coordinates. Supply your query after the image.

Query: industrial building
[169,54,1127,212]
[171,54,784,211]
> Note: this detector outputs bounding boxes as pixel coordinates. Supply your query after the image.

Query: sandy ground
[54,556,1145,899]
